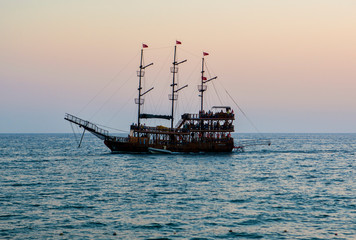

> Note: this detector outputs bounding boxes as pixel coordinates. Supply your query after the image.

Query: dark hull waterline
[104,139,234,153]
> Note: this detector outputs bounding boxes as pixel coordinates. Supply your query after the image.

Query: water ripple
[0,133,355,239]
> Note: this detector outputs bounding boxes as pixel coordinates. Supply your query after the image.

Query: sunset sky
[1,0,355,133]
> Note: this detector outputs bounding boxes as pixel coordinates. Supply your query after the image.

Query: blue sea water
[0,133,355,240]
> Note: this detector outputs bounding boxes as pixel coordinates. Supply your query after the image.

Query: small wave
[145,238,171,240]
[188,178,211,182]
[230,198,251,203]
[314,214,330,219]
[238,219,261,226]
[165,222,184,227]
[81,221,107,228]
[0,214,20,219]
[216,231,263,239]
[253,176,271,181]
[157,191,186,195]
[10,182,42,187]
[50,204,95,210]
[135,223,163,230]
[265,217,284,222]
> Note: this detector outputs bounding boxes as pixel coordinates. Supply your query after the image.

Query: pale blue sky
[1,1,355,133]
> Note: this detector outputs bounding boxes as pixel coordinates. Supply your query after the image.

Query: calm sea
[0,133,355,239]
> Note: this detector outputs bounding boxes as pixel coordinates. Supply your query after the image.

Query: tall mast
[200,56,205,113]
[136,44,153,127]
[170,45,177,129]
[169,41,187,129]
[137,48,144,127]
[199,52,217,113]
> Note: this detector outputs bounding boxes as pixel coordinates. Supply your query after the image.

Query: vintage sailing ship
[65,41,269,153]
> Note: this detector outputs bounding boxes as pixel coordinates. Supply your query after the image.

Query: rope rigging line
[179,47,201,58]
[89,70,136,121]
[205,63,223,106]
[152,69,171,115]
[70,122,80,145]
[211,80,223,106]
[82,46,172,130]
[151,49,172,87]
[170,49,200,119]
[144,45,172,51]
[174,71,179,118]
[186,60,201,82]
[151,50,173,114]
[77,52,139,115]
[225,89,262,134]
[205,61,264,135]
[95,123,128,133]
[185,85,196,113]
[105,89,137,127]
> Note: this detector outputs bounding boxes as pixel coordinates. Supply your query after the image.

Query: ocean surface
[0,133,355,240]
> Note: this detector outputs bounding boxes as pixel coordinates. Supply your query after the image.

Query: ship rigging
[65,41,270,153]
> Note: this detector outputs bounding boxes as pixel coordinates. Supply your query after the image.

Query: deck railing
[130,125,188,133]
[182,112,234,120]
[65,113,109,136]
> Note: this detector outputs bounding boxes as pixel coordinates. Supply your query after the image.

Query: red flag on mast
[203,52,209,56]
[202,76,207,80]
[142,44,148,48]
[176,40,182,45]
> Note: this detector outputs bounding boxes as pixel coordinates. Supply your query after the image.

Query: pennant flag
[202,76,207,80]
[142,44,148,48]
[203,52,209,56]
[176,40,182,45]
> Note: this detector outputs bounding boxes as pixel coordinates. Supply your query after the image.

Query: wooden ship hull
[104,138,234,153]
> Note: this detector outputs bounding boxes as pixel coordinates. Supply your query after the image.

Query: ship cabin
[128,106,234,146]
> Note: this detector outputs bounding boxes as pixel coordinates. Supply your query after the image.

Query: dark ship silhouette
[65,41,269,153]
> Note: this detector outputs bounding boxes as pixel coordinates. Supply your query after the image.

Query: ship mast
[199,52,217,113]
[200,57,205,113]
[136,44,153,127]
[169,41,187,129]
